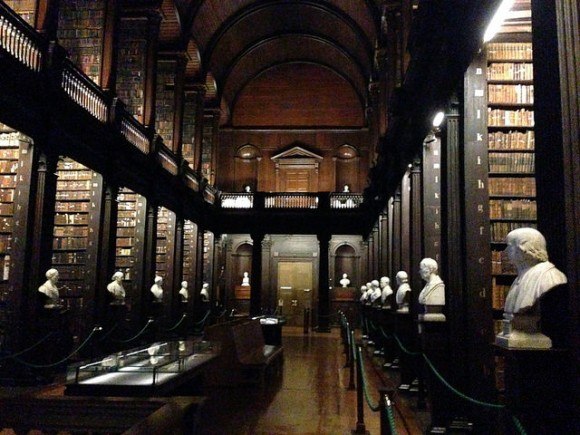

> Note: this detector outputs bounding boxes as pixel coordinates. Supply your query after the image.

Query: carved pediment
[271,146,323,162]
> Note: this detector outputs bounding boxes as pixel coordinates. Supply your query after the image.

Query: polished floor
[197,327,427,435]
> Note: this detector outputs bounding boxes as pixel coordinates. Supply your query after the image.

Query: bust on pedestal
[150,275,163,302]
[107,271,126,305]
[339,273,350,288]
[418,258,445,321]
[241,272,250,286]
[38,268,62,309]
[179,281,189,302]
[359,285,368,303]
[495,227,567,349]
[395,271,411,313]
[200,282,210,302]
[369,279,382,305]
[380,276,393,306]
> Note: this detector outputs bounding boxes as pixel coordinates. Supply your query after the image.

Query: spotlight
[483,0,516,42]
[432,111,445,128]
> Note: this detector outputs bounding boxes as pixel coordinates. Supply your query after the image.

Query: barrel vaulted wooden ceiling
[155,0,394,124]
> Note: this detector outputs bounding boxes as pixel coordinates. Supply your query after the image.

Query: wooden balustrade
[330,193,363,209]
[265,193,319,209]
[61,60,108,122]
[121,113,150,154]
[220,193,254,209]
[0,3,43,71]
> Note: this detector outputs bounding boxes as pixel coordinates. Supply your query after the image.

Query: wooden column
[250,232,264,316]
[379,210,389,277]
[193,225,205,316]
[142,11,161,132]
[211,233,222,310]
[391,188,402,275]
[94,183,119,323]
[367,233,375,280]
[317,232,331,332]
[100,0,119,92]
[172,217,184,319]
[35,0,60,39]
[422,136,442,263]
[172,54,187,157]
[206,108,221,185]
[531,0,579,409]
[400,169,411,274]
[387,198,394,279]
[141,201,157,320]
[409,158,422,312]
[191,84,206,174]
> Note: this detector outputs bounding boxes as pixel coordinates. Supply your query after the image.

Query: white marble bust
[241,272,250,286]
[38,268,61,309]
[339,273,351,288]
[370,279,382,304]
[179,280,189,302]
[150,275,163,302]
[496,227,567,349]
[395,271,412,313]
[200,282,209,302]
[107,271,126,304]
[380,276,393,305]
[418,258,446,321]
[359,285,369,302]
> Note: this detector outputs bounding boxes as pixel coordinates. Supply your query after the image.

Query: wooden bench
[205,318,283,386]
[230,319,284,385]
[0,396,205,434]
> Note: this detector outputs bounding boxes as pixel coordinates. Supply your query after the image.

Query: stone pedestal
[394,311,416,391]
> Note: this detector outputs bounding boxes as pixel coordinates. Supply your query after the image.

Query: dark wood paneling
[232,64,364,127]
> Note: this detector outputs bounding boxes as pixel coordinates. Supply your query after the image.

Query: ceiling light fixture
[483,0,516,42]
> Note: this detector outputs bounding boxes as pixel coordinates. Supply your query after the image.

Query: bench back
[230,319,266,360]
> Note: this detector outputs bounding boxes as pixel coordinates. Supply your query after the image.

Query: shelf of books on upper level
[486,41,537,320]
[115,187,141,297]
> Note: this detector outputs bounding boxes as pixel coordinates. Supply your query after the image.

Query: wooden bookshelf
[156,207,170,279]
[3,0,36,25]
[486,38,537,393]
[182,99,196,169]
[182,220,196,286]
[57,0,106,85]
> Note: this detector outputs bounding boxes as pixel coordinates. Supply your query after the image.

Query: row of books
[0,203,13,216]
[115,187,139,285]
[55,213,88,225]
[54,226,89,237]
[52,252,86,264]
[0,235,11,253]
[116,247,133,257]
[488,177,536,196]
[487,42,533,60]
[491,222,537,243]
[491,250,517,275]
[58,266,87,280]
[0,161,19,173]
[57,180,92,190]
[492,280,511,310]
[55,201,89,212]
[116,237,134,248]
[56,191,91,201]
[489,199,537,220]
[57,170,92,180]
[0,175,17,187]
[488,84,534,105]
[0,218,12,233]
[488,108,534,127]
[488,152,534,173]
[0,190,14,203]
[488,131,534,150]
[53,237,88,250]
[487,62,533,81]
[58,28,104,39]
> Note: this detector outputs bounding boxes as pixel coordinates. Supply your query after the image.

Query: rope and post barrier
[112,318,154,344]
[379,388,398,435]
[10,326,102,368]
[0,331,56,361]
[161,313,187,332]
[352,343,368,434]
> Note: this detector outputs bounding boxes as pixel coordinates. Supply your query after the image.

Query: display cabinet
[65,340,219,396]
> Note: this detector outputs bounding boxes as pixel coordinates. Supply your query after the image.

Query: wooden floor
[197,326,428,435]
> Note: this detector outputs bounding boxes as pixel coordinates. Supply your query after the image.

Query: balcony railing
[120,112,150,154]
[0,3,43,72]
[219,192,363,210]
[61,59,108,123]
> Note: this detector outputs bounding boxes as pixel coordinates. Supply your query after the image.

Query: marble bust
[418,258,446,321]
[495,227,567,349]
[38,268,61,309]
[339,273,351,288]
[150,275,163,302]
[241,272,250,286]
[380,276,393,305]
[200,282,210,302]
[179,280,189,302]
[107,271,126,305]
[369,279,382,304]
[395,271,412,313]
[359,285,368,302]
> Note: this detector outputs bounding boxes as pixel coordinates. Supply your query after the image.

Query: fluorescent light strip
[483,0,516,42]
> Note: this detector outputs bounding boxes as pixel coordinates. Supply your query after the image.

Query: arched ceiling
[172,0,382,119]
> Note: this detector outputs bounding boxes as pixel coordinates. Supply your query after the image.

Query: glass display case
[65,340,218,396]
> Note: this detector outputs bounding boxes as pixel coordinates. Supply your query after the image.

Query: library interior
[0,0,578,433]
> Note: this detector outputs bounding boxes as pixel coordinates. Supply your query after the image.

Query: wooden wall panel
[218,129,370,193]
[232,64,364,127]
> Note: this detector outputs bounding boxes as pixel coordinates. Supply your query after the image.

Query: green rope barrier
[112,319,154,343]
[385,401,398,435]
[161,314,187,332]
[392,333,421,356]
[0,332,56,361]
[422,354,504,409]
[11,327,101,368]
[511,415,527,435]
[356,346,380,412]
[193,310,210,327]
[97,322,118,342]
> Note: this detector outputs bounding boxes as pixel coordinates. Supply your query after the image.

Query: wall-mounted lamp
[432,111,445,128]
[483,0,515,42]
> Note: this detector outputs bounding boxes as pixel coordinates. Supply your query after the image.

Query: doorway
[277,261,313,326]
